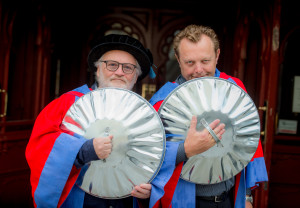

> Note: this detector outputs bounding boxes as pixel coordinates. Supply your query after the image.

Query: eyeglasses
[100,60,137,74]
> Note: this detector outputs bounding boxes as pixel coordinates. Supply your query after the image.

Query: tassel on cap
[149,65,156,79]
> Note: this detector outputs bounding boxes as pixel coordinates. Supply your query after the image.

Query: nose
[114,64,125,75]
[194,62,204,74]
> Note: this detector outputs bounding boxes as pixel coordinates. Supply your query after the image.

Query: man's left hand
[131,183,151,199]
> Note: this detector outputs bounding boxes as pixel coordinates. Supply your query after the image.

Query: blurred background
[1,0,299,207]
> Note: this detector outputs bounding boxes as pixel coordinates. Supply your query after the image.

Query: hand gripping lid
[158,77,260,184]
[61,88,165,198]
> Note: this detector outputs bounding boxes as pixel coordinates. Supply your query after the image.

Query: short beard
[96,69,137,90]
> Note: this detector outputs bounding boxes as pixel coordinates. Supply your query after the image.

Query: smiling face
[176,35,220,81]
[95,50,139,90]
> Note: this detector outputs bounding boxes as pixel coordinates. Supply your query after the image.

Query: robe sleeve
[25,93,87,207]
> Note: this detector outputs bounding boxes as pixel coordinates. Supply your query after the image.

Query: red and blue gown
[148,69,268,208]
[25,84,146,208]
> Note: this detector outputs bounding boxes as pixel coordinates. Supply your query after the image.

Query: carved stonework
[83,7,194,90]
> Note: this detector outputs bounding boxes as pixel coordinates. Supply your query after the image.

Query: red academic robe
[25,85,91,207]
[148,69,268,208]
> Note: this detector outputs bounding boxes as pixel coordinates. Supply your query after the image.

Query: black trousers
[196,189,234,208]
[196,196,232,208]
[83,194,133,208]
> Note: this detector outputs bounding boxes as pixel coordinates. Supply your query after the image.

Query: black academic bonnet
[88,34,154,81]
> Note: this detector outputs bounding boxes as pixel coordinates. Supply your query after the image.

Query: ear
[96,65,102,80]
[175,53,181,66]
[134,72,139,84]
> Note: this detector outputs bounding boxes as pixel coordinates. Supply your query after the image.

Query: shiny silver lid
[158,77,260,184]
[61,88,165,198]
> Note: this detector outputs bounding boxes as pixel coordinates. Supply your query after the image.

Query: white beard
[96,69,137,90]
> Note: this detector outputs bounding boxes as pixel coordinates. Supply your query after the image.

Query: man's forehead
[178,37,215,57]
[179,36,213,47]
[101,50,135,59]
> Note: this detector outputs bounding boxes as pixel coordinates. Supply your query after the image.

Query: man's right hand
[93,135,113,159]
[184,116,225,158]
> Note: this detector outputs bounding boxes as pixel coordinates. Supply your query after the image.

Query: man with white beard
[26,34,156,208]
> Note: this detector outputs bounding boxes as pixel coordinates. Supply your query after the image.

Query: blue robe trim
[234,157,268,208]
[72,84,91,95]
[61,185,85,208]
[235,169,246,208]
[149,82,178,106]
[35,85,90,208]
[172,179,195,208]
[246,157,268,188]
[149,142,180,208]
[34,133,86,208]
